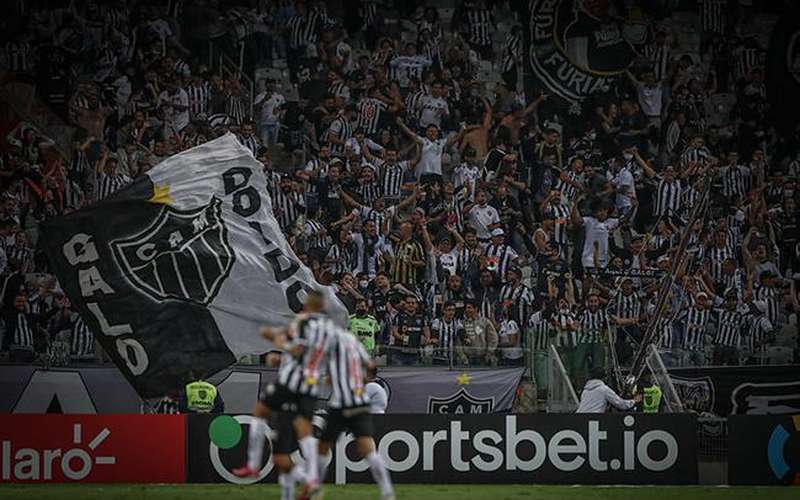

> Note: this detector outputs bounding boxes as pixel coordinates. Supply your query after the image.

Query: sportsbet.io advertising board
[186,414,698,485]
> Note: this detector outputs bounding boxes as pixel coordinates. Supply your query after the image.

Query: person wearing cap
[485,227,518,283]
[576,366,640,414]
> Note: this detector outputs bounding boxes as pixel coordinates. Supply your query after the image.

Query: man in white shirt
[365,365,388,414]
[628,69,664,126]
[418,81,449,129]
[576,367,640,413]
[158,82,189,137]
[468,189,501,244]
[571,198,621,270]
[254,79,285,146]
[396,118,463,185]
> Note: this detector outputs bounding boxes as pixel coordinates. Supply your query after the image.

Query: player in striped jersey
[235,292,333,494]
[315,329,395,499]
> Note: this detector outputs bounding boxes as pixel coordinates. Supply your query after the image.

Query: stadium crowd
[0,0,798,391]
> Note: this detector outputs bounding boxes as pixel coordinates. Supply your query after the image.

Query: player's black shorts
[319,406,374,443]
[258,383,316,418]
[271,410,299,455]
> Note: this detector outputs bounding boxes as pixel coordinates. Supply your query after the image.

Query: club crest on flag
[111,197,234,305]
[427,389,494,414]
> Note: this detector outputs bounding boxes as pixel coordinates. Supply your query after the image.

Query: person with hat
[484,226,519,283]
[576,366,640,414]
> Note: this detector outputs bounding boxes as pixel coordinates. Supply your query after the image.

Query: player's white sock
[246,418,266,470]
[278,472,294,500]
[366,451,393,497]
[317,450,331,483]
[290,464,307,484]
[299,436,319,483]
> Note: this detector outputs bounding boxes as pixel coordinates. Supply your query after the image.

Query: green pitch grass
[0,484,797,500]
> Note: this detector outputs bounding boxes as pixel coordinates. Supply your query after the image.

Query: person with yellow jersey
[639,372,664,414]
[349,298,381,354]
[179,377,224,414]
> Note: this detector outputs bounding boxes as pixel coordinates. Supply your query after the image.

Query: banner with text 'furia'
[527,0,636,108]
[41,134,348,398]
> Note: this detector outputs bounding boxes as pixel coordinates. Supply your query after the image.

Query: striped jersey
[430,317,463,360]
[719,165,751,199]
[70,316,95,358]
[683,306,710,351]
[378,160,409,200]
[578,308,609,343]
[326,115,353,157]
[654,178,682,217]
[356,97,387,136]
[713,308,747,347]
[278,314,339,397]
[611,291,642,320]
[484,243,518,282]
[527,311,551,351]
[11,313,35,350]
[327,330,372,409]
[96,172,132,201]
[463,8,493,47]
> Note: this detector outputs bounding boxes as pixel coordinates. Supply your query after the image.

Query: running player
[316,329,395,499]
[234,291,334,499]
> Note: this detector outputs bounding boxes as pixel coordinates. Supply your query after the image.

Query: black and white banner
[526,0,636,106]
[41,134,348,398]
[186,414,698,485]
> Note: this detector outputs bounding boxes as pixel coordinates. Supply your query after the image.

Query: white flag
[43,133,348,397]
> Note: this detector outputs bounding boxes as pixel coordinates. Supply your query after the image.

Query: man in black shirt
[390,295,430,366]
